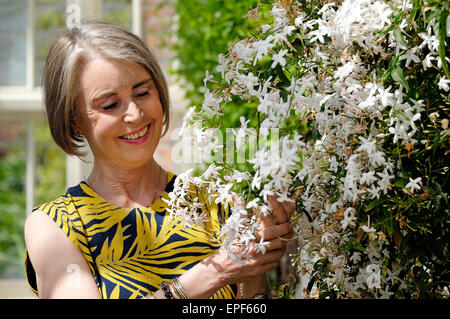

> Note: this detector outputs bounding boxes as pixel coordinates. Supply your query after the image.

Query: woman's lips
[118,124,151,144]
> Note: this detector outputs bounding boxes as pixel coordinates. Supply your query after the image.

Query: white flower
[239,233,256,247]
[251,171,263,191]
[365,264,382,289]
[438,77,450,92]
[377,85,394,107]
[399,47,420,67]
[329,156,339,172]
[350,252,361,264]
[357,136,377,155]
[423,53,436,70]
[405,177,422,193]
[370,151,386,167]
[418,32,439,52]
[271,49,288,68]
[261,24,271,33]
[334,62,355,81]
[203,70,215,87]
[202,163,222,180]
[254,237,270,254]
[379,285,395,299]
[377,171,394,195]
[246,197,260,210]
[366,272,382,289]
[214,183,234,206]
[253,38,275,65]
[361,225,376,233]
[202,89,223,115]
[360,171,377,185]
[341,207,356,230]
[294,16,304,27]
[233,116,250,149]
[259,204,272,216]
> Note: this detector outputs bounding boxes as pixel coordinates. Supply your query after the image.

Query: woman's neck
[86,159,166,208]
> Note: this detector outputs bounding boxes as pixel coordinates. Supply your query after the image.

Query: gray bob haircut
[43,20,170,157]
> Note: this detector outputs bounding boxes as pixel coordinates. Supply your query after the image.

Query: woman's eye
[102,102,119,110]
[136,90,149,98]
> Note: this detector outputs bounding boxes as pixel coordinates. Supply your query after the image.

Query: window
[0,1,27,86]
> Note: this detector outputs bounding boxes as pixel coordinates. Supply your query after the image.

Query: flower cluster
[168,0,449,298]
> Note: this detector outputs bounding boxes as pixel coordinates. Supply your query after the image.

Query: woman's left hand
[238,194,296,298]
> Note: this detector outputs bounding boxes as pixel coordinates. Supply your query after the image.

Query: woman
[24,21,294,299]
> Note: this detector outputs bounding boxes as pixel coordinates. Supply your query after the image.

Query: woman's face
[75,57,164,170]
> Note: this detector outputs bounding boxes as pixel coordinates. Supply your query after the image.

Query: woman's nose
[123,101,142,122]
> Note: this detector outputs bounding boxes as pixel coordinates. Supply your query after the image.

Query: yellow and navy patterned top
[25,171,237,299]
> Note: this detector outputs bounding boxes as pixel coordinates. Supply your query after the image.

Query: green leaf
[394,27,408,47]
[382,53,403,83]
[391,66,410,89]
[274,63,290,86]
[385,209,394,235]
[408,0,421,24]
[365,197,386,212]
[438,10,450,78]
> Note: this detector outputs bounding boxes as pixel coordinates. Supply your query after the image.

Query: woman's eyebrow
[91,78,153,103]
[132,78,153,89]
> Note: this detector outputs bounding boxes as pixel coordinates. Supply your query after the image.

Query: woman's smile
[118,123,151,144]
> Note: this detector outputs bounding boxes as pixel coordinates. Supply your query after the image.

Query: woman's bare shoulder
[24,210,77,263]
[24,210,100,298]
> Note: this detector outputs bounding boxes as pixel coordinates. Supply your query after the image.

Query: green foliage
[34,120,66,206]
[0,120,65,278]
[171,0,271,107]
[0,141,26,278]
[176,0,449,298]
[103,0,132,31]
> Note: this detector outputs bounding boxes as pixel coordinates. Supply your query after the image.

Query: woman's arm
[148,195,295,299]
[24,211,101,299]
[150,219,293,299]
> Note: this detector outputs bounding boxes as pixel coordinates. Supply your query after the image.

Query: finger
[249,247,285,265]
[256,222,293,241]
[246,260,281,278]
[280,199,296,220]
[268,195,288,224]
[263,237,288,252]
[279,229,295,241]
[255,208,276,227]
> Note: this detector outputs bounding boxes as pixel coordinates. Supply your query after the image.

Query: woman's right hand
[208,212,293,287]
[176,212,293,299]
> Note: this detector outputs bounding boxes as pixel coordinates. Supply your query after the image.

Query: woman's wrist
[176,253,226,299]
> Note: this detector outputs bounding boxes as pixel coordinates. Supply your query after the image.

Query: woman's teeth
[120,125,149,140]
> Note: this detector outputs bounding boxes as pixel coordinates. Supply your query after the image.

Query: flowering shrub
[167,0,449,298]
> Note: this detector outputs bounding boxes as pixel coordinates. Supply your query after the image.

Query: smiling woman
[23,21,294,299]
[75,58,164,175]
[42,21,170,159]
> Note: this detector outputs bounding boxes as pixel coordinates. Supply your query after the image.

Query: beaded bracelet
[161,281,173,299]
